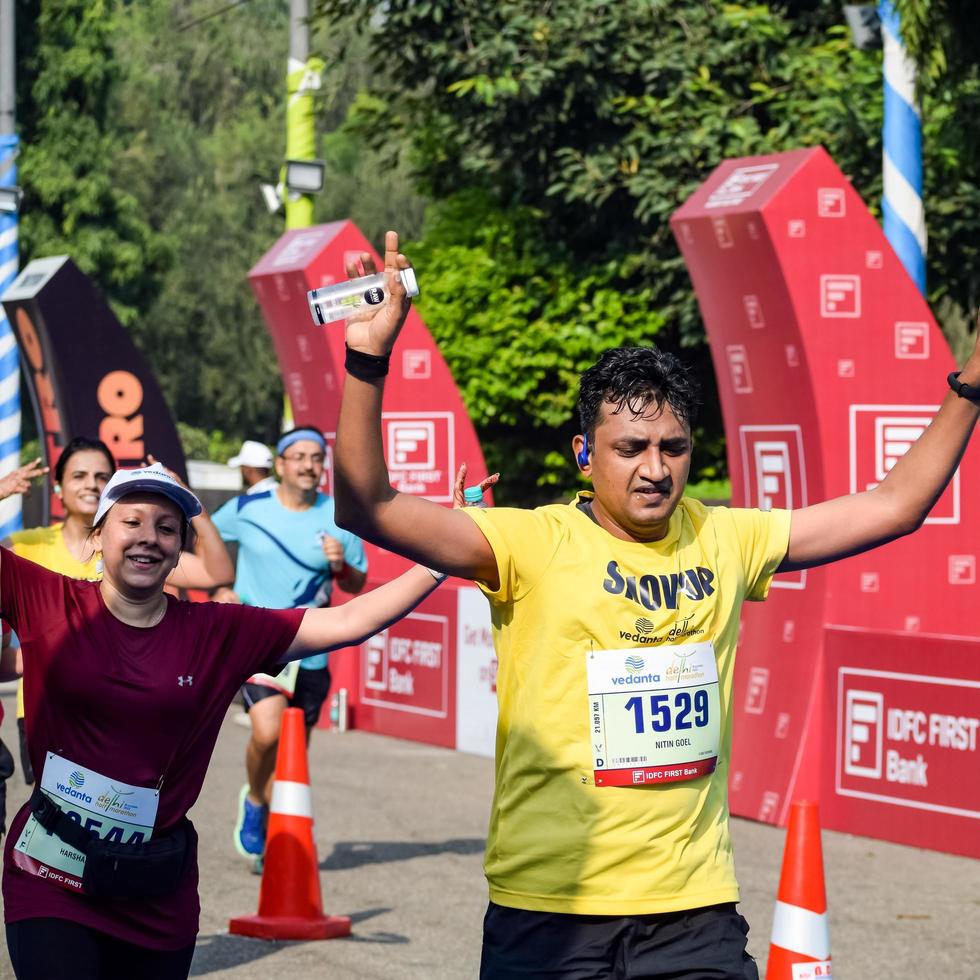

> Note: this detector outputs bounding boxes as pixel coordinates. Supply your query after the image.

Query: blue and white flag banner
[879,0,926,295]
[0,133,22,536]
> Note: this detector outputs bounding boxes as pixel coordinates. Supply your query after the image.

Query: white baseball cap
[228,440,274,469]
[94,463,202,526]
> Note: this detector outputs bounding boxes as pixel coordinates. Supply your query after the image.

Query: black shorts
[480,901,758,980]
[242,665,332,728]
[7,918,195,980]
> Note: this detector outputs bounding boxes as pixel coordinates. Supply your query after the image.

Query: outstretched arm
[139,456,234,590]
[334,231,499,587]
[283,565,441,658]
[169,508,235,589]
[0,459,49,608]
[780,333,980,571]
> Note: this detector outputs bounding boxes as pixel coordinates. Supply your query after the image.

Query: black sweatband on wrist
[345,345,390,381]
[948,371,980,402]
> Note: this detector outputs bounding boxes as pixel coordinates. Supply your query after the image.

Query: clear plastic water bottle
[463,486,488,508]
[307,268,420,325]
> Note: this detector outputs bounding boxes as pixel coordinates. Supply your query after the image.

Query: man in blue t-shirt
[213,426,367,860]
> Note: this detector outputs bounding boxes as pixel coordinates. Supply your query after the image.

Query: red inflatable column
[670,149,980,856]
[249,224,497,754]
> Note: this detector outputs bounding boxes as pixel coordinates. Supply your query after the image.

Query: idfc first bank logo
[738,425,808,588]
[383,412,455,503]
[837,669,980,819]
[849,405,959,524]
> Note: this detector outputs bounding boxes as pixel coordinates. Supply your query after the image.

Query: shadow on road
[189,907,409,973]
[321,838,486,871]
[190,933,285,975]
[344,905,410,945]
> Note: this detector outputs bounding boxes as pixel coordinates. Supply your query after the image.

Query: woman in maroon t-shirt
[0,464,444,979]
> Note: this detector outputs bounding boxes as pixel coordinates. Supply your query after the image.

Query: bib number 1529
[624,690,710,734]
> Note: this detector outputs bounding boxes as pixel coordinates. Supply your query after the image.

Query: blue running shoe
[234,784,267,858]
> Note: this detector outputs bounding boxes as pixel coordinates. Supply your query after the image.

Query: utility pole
[285,0,323,229]
[0,0,23,535]
[281,0,323,429]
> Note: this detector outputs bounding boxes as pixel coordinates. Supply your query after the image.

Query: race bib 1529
[586,642,721,787]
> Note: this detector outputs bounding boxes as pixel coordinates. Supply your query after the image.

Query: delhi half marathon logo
[667,646,706,682]
[624,655,645,673]
[68,771,85,790]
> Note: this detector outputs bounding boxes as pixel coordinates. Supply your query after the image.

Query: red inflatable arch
[671,148,980,857]
[250,223,498,755]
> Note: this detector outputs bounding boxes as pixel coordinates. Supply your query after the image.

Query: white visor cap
[94,463,202,527]
[228,440,274,469]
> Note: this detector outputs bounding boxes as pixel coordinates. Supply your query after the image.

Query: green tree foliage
[14,0,980,495]
[316,0,980,499]
[14,0,426,450]
[316,1,885,496]
[408,190,669,502]
[16,0,170,326]
[891,0,980,88]
[107,0,291,441]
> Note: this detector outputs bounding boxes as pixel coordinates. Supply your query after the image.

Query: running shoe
[234,784,267,858]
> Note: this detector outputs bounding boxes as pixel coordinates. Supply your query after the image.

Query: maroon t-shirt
[0,547,305,949]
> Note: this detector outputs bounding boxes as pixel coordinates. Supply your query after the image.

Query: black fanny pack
[30,788,196,901]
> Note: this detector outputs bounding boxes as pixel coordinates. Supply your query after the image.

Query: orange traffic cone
[229,707,351,941]
[765,801,832,979]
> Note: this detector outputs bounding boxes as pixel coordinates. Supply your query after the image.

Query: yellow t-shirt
[462,493,791,915]
[9,523,101,718]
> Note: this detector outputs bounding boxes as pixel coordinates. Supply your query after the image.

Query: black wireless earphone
[576,433,590,468]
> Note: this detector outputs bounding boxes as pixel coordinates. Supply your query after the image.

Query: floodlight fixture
[260,182,283,214]
[0,186,24,215]
[284,159,326,195]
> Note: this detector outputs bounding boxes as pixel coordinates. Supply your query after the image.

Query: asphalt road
[0,691,976,978]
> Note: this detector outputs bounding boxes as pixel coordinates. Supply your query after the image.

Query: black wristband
[947,371,980,402]
[345,345,390,381]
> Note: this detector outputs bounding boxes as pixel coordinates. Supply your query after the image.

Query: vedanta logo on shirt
[602,561,715,612]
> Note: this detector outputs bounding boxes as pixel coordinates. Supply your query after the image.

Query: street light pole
[0,0,23,535]
[285,0,323,229]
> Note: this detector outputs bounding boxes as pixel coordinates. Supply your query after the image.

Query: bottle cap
[399,267,420,298]
[463,486,484,505]
[307,288,326,325]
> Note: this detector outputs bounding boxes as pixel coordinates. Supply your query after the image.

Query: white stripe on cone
[770,900,831,961]
[270,779,314,820]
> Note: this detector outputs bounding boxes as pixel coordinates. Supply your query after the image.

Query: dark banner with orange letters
[1,256,187,523]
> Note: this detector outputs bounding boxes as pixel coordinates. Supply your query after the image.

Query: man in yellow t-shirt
[332,232,980,978]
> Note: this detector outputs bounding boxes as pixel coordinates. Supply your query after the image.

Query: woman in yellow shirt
[7,437,235,782]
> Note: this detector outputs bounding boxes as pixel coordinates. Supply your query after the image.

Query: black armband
[947,371,980,402]
[345,345,390,381]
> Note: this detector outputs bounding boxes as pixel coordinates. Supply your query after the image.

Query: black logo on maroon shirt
[602,560,715,612]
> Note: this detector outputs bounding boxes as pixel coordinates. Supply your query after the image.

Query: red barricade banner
[671,148,980,856]
[249,224,493,749]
